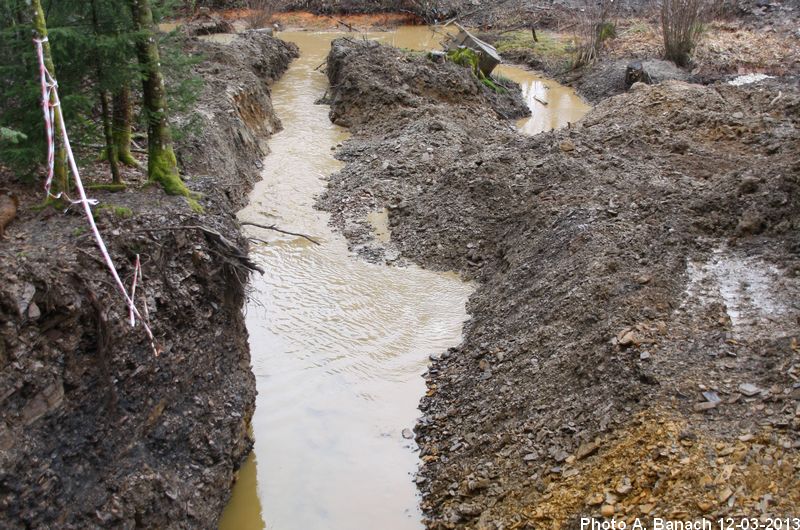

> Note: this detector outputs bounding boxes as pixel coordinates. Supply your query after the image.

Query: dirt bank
[319,39,800,528]
[0,33,297,529]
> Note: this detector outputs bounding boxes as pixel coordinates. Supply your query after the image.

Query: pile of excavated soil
[326,38,529,128]
[319,39,800,529]
[0,34,297,529]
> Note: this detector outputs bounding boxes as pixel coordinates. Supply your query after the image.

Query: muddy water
[221,27,588,530]
[494,64,591,135]
[224,30,473,530]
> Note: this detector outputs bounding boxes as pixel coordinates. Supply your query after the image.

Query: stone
[694,401,719,412]
[402,428,414,439]
[600,504,615,517]
[576,441,599,460]
[616,477,632,495]
[739,383,761,397]
[14,282,35,317]
[587,493,604,506]
[617,329,639,347]
[559,140,575,152]
[27,302,41,320]
[719,487,733,503]
[626,59,690,89]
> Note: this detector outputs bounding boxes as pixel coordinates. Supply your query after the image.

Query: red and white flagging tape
[34,37,159,355]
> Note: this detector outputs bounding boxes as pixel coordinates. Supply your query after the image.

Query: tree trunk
[31,0,68,197]
[100,91,122,184]
[128,0,192,201]
[112,84,138,167]
[91,0,122,185]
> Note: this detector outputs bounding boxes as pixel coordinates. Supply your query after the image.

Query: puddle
[684,247,796,341]
[221,26,589,530]
[494,64,591,135]
[367,208,392,244]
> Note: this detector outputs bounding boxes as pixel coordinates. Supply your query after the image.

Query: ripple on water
[221,26,588,530]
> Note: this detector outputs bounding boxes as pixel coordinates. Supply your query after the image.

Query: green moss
[147,145,202,211]
[98,204,133,218]
[597,22,617,43]
[118,151,140,167]
[446,48,507,94]
[98,148,140,168]
[88,183,127,192]
[495,30,571,57]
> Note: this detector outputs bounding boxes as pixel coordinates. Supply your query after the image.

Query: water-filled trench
[219,27,589,530]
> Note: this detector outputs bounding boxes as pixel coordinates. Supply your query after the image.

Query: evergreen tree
[0,0,136,186]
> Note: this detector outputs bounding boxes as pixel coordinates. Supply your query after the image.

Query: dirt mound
[0,33,296,529]
[565,58,691,103]
[326,38,529,128]
[318,41,800,529]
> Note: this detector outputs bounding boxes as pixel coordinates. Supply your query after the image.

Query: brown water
[495,64,591,135]
[221,27,588,530]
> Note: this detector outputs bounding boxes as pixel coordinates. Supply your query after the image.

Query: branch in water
[240,221,321,246]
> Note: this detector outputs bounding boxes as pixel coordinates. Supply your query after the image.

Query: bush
[574,0,618,68]
[243,0,275,30]
[661,0,705,67]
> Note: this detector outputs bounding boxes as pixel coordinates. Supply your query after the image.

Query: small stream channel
[220,27,588,530]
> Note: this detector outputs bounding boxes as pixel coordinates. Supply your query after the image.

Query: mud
[319,40,800,528]
[0,33,297,529]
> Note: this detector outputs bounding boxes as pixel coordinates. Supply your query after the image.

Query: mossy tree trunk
[112,84,138,167]
[127,0,191,198]
[31,0,68,196]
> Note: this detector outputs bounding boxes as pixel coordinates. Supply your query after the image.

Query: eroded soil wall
[0,33,297,529]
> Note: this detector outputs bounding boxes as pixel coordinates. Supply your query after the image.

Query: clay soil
[0,33,297,529]
[318,38,800,529]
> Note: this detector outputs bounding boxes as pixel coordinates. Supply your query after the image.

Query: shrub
[661,0,705,67]
[244,0,275,30]
[574,0,618,68]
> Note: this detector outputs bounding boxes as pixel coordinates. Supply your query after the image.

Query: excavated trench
[220,27,588,530]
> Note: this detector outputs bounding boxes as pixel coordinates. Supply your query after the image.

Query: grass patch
[98,204,133,218]
[627,20,653,34]
[87,183,127,192]
[495,30,572,57]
